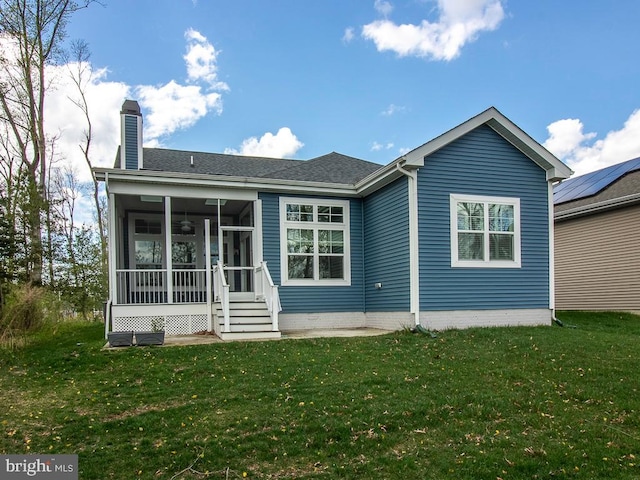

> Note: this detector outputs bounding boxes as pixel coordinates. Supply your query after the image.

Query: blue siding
[124,115,139,170]
[363,177,411,311]
[418,125,550,310]
[259,192,365,313]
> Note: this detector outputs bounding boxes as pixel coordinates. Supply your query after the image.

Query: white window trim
[128,213,204,269]
[129,214,164,269]
[450,194,521,268]
[279,197,351,286]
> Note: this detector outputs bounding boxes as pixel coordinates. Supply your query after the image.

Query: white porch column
[255,199,264,263]
[204,219,213,331]
[164,196,173,304]
[108,192,117,305]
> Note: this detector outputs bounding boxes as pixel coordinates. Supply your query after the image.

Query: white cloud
[374,0,393,17]
[381,103,406,116]
[544,110,640,176]
[133,28,228,145]
[224,127,304,158]
[362,0,505,61]
[45,63,130,179]
[371,141,394,151]
[183,28,229,90]
[342,27,355,43]
[136,81,222,144]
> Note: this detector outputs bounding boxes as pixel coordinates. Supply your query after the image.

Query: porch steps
[215,301,281,341]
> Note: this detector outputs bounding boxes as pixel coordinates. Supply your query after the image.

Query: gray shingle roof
[554,169,640,214]
[121,148,382,185]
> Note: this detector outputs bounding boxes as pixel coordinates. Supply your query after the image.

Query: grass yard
[1,311,639,479]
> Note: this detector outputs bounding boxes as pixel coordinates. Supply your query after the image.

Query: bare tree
[0,0,93,284]
[49,163,104,318]
[66,39,107,278]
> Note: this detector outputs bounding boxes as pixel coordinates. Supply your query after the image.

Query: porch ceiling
[116,195,249,216]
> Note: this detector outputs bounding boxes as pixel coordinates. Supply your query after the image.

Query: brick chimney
[120,100,143,170]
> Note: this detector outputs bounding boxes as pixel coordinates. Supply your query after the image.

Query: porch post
[106,192,117,339]
[108,192,117,306]
[164,196,173,304]
[204,219,213,331]
[254,199,263,301]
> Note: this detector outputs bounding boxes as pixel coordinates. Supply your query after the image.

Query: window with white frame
[280,198,350,285]
[450,194,521,268]
[133,218,163,270]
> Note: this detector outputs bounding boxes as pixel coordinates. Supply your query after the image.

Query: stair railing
[255,261,281,332]
[213,261,230,333]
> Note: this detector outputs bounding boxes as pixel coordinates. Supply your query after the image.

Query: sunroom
[103,184,280,340]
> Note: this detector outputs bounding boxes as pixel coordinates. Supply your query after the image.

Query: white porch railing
[115,269,206,304]
[255,261,281,332]
[115,262,282,335]
[116,269,167,304]
[213,261,230,333]
[172,269,207,303]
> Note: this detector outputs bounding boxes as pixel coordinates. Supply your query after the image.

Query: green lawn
[1,311,639,479]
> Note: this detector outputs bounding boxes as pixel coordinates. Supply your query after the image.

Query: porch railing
[115,269,206,304]
[114,263,282,335]
[255,261,281,331]
[213,262,230,333]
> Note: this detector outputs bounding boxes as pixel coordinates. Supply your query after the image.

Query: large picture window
[450,194,521,268]
[280,198,350,285]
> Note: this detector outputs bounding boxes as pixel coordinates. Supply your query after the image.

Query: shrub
[0,283,61,348]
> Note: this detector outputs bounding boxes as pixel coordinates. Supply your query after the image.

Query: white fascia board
[482,112,573,181]
[386,107,572,183]
[355,156,424,197]
[93,167,360,197]
[355,163,404,196]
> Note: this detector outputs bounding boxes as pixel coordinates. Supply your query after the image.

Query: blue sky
[55,0,640,179]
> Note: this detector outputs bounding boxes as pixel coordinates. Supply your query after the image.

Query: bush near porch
[0,312,639,479]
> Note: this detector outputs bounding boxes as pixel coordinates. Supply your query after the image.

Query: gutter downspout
[396,161,420,326]
[548,181,558,325]
[548,182,573,328]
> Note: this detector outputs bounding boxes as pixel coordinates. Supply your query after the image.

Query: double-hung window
[280,198,351,285]
[450,194,521,268]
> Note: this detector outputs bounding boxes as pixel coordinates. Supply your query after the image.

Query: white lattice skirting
[113,314,208,335]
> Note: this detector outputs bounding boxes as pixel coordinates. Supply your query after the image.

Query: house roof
[124,148,382,186]
[553,156,640,205]
[554,158,640,219]
[100,106,570,196]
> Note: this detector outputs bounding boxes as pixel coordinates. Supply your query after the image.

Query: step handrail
[213,261,230,333]
[256,261,281,332]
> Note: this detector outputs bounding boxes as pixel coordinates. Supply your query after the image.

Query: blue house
[96,101,571,340]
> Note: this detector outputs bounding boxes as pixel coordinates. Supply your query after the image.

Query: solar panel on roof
[553,157,640,204]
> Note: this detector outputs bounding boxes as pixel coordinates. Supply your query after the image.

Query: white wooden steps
[215,300,281,341]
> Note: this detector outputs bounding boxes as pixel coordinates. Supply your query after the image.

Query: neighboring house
[95,101,571,340]
[554,157,640,312]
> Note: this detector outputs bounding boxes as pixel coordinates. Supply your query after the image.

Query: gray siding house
[96,101,571,340]
[554,157,640,312]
